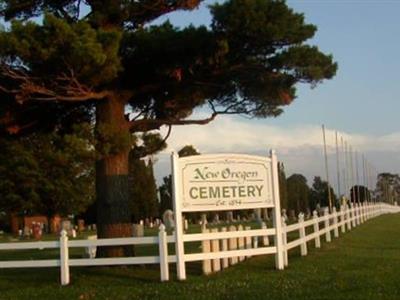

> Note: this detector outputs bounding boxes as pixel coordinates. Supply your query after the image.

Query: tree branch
[0,65,111,103]
[129,112,218,132]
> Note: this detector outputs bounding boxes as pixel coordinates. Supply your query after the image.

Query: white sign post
[171,151,284,280]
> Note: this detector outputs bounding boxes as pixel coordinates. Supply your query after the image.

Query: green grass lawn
[1,214,400,300]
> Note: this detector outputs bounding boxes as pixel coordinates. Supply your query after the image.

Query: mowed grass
[1,214,400,300]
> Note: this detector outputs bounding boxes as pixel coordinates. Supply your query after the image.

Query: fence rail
[0,203,399,285]
[0,224,174,284]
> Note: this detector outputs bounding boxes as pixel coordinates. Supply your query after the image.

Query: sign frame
[171,150,284,280]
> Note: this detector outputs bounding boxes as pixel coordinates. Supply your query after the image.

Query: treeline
[1,126,398,231]
[278,163,337,215]
[0,124,168,229]
[278,164,400,215]
[0,129,200,230]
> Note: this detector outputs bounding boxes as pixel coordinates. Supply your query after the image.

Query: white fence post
[228,225,238,265]
[60,230,70,286]
[369,203,371,219]
[351,203,356,228]
[347,204,352,230]
[333,207,339,238]
[282,216,288,267]
[324,208,331,243]
[261,222,269,246]
[360,202,367,223]
[365,203,368,221]
[202,228,212,274]
[211,228,221,272]
[271,150,284,270]
[158,224,169,282]
[313,210,321,248]
[237,225,245,262]
[298,213,307,256]
[171,153,186,280]
[353,203,357,226]
[340,205,346,233]
[245,226,252,258]
[220,227,229,269]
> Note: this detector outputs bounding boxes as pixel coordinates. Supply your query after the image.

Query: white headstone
[162,210,175,230]
[281,209,288,222]
[133,224,144,237]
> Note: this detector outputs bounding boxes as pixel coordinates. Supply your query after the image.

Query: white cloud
[153,115,400,189]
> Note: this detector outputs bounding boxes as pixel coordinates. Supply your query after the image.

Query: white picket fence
[281,202,400,266]
[0,224,175,285]
[194,202,400,275]
[0,202,399,285]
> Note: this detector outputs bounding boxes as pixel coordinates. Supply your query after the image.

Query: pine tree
[287,174,310,214]
[0,0,337,256]
[310,176,337,210]
[0,124,95,219]
[128,157,158,222]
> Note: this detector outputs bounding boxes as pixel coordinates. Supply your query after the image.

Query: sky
[152,0,400,191]
[2,1,398,192]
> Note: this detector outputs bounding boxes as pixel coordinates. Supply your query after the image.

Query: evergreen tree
[0,124,95,219]
[128,157,158,222]
[159,175,173,214]
[177,145,200,157]
[287,174,310,214]
[349,185,371,203]
[375,173,400,204]
[158,145,200,215]
[0,0,337,256]
[309,176,337,210]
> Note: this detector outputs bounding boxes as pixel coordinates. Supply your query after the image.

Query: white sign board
[171,151,284,280]
[177,154,274,212]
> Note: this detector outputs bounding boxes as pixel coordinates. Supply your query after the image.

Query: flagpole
[335,131,341,199]
[349,145,356,204]
[341,137,347,201]
[322,125,333,211]
[355,150,360,204]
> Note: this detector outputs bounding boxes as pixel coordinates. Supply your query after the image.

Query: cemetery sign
[178,155,274,211]
[171,151,284,280]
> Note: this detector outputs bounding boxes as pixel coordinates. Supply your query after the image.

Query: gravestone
[226,211,234,223]
[281,209,288,222]
[132,224,144,237]
[86,235,97,258]
[163,210,175,230]
[77,219,85,232]
[61,220,72,231]
[23,226,30,238]
[305,208,311,219]
[254,208,262,225]
[212,213,220,224]
[200,213,207,227]
[32,222,42,240]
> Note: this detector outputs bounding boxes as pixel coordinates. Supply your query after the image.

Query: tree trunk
[95,97,133,257]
